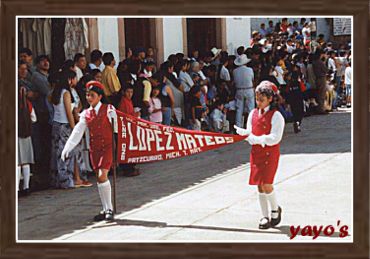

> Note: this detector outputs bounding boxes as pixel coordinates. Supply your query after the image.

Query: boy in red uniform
[61,81,117,221]
[234,81,285,229]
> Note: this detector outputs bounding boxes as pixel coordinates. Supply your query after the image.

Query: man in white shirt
[233,54,255,127]
[89,49,105,71]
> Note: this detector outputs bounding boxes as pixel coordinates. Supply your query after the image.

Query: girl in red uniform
[235,81,285,229]
[61,81,117,221]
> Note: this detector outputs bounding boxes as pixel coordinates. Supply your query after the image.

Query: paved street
[18,108,352,241]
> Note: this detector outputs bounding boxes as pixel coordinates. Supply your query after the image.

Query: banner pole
[111,117,117,214]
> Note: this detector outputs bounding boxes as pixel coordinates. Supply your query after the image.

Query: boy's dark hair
[151,71,164,84]
[102,52,114,66]
[91,69,101,77]
[19,47,33,56]
[90,49,103,63]
[18,60,27,67]
[128,59,141,75]
[144,61,156,67]
[35,55,50,65]
[237,46,245,56]
[73,53,85,63]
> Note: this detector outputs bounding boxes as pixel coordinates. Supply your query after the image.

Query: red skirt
[249,146,280,185]
[90,145,113,171]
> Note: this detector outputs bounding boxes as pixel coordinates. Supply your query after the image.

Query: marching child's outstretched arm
[61,115,87,161]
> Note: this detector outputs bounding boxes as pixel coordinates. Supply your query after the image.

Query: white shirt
[274,66,286,85]
[220,65,231,81]
[53,89,75,124]
[344,66,351,85]
[246,106,285,146]
[76,67,84,82]
[211,108,225,123]
[302,27,311,42]
[89,63,105,71]
[328,58,336,73]
[179,71,194,92]
[233,66,254,89]
[286,44,296,54]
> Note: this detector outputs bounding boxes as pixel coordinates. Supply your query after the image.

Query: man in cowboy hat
[233,54,255,128]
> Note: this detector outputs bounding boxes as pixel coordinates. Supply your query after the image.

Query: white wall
[97,18,120,65]
[226,18,251,55]
[162,18,184,61]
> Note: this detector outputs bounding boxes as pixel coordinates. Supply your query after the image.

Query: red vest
[249,108,280,185]
[85,104,113,154]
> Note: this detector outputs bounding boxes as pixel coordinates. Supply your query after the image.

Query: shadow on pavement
[92,219,346,239]
[18,112,351,240]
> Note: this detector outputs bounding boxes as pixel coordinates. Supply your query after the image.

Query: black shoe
[19,189,30,197]
[293,122,299,133]
[93,210,106,222]
[105,209,114,221]
[258,217,271,229]
[271,206,282,227]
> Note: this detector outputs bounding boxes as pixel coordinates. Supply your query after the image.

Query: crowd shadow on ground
[18,111,351,240]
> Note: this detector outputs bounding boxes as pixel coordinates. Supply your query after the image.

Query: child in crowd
[190,85,204,131]
[148,85,163,124]
[210,101,229,133]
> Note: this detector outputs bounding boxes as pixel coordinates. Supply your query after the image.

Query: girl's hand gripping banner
[116,111,247,164]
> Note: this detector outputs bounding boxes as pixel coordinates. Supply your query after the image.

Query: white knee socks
[265,191,279,218]
[97,180,113,212]
[17,166,21,192]
[22,164,31,190]
[258,193,269,218]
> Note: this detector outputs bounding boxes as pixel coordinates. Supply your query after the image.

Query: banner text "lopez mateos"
[117,112,245,164]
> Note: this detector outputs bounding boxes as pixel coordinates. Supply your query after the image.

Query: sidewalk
[55,151,352,242]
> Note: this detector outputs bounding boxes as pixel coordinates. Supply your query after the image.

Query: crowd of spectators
[17,17,352,194]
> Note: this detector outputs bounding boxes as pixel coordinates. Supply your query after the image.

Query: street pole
[111,117,117,214]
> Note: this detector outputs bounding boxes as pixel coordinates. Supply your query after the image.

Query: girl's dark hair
[61,59,75,72]
[51,70,76,105]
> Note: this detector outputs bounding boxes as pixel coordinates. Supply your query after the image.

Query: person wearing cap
[233,54,255,128]
[234,80,285,229]
[61,80,118,221]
